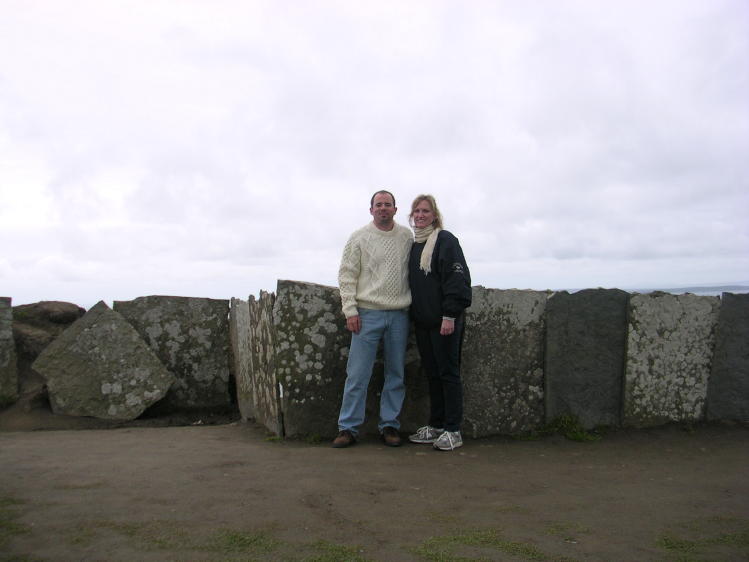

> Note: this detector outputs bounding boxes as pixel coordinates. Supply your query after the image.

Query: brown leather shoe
[381,426,402,447]
[332,430,356,448]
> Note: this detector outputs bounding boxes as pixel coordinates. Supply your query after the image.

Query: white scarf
[414,225,441,275]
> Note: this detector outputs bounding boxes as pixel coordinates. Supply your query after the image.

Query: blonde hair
[409,194,443,229]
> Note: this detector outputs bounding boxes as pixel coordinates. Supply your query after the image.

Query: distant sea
[566,284,749,296]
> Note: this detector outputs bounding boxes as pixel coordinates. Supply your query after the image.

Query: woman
[407,194,472,451]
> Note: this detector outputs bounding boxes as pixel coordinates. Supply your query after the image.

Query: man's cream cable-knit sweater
[338,222,413,318]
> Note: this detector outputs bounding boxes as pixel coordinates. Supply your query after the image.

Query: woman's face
[411,199,435,229]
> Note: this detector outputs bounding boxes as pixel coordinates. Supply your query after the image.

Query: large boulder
[545,289,629,428]
[462,288,548,437]
[707,293,749,421]
[113,296,232,412]
[32,301,175,420]
[0,297,18,406]
[623,292,720,427]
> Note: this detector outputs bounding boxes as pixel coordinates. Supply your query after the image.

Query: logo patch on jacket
[451,263,464,274]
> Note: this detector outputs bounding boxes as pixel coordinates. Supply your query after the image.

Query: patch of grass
[546,521,590,542]
[426,511,462,525]
[67,519,187,550]
[411,528,549,561]
[305,433,324,445]
[265,435,284,443]
[302,539,369,561]
[657,516,749,559]
[202,528,280,554]
[523,415,603,442]
[0,497,31,549]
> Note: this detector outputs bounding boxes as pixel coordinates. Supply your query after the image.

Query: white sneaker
[433,430,463,451]
[408,425,445,444]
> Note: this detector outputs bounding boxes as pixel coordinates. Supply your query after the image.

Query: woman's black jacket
[409,230,472,328]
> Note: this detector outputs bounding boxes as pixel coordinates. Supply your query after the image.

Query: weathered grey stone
[32,301,175,420]
[113,296,232,411]
[248,291,282,435]
[273,280,428,438]
[545,289,629,428]
[707,293,749,421]
[273,280,349,438]
[229,297,254,421]
[623,292,720,427]
[0,297,18,406]
[11,301,86,399]
[462,288,548,437]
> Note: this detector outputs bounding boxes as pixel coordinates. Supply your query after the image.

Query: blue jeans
[337,308,409,435]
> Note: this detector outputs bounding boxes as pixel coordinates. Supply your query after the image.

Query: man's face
[370,192,397,229]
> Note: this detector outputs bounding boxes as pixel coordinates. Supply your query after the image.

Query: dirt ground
[1,418,748,562]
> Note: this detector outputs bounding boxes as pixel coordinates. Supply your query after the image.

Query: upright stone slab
[0,297,18,406]
[545,289,629,428]
[230,297,254,421]
[113,296,232,412]
[273,280,350,438]
[273,280,428,438]
[32,301,175,420]
[462,288,548,437]
[707,293,749,421]
[623,292,720,427]
[248,291,282,435]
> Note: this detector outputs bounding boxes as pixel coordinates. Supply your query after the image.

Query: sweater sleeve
[438,232,472,318]
[338,233,361,318]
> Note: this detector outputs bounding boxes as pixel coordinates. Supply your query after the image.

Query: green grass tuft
[203,528,280,554]
[656,516,749,558]
[411,528,549,561]
[0,497,31,549]
[532,415,603,442]
[302,539,370,561]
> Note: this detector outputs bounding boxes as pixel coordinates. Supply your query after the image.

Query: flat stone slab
[545,289,629,428]
[249,290,282,435]
[707,293,749,421]
[462,288,548,437]
[32,301,175,420]
[113,296,232,411]
[623,292,720,427]
[273,280,351,438]
[273,280,427,438]
[0,297,18,406]
[230,297,254,421]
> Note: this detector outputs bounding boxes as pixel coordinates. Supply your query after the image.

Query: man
[332,190,413,448]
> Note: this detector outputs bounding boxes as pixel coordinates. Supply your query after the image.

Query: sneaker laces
[439,431,458,450]
[415,426,432,439]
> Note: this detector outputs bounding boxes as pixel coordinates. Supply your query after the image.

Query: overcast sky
[1,0,747,309]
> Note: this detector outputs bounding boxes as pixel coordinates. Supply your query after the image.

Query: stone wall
[0,297,18,406]
[2,285,747,435]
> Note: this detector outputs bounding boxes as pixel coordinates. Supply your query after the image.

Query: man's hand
[346,315,361,334]
[440,318,455,336]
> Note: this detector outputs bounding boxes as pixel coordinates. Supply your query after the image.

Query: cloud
[0,0,747,307]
